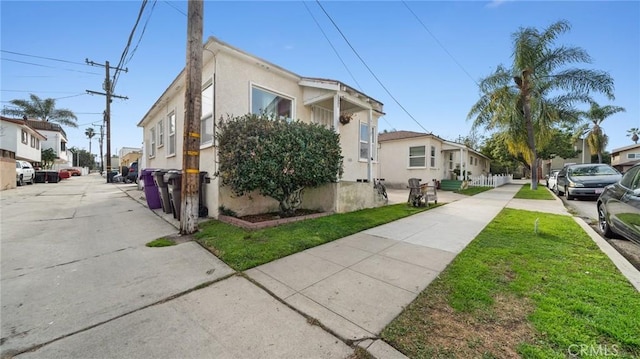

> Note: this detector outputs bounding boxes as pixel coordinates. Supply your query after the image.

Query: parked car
[556,163,622,200]
[16,160,35,186]
[60,168,82,177]
[126,161,138,183]
[597,163,640,245]
[546,169,560,190]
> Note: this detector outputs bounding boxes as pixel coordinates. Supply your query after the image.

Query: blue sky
[1,1,638,157]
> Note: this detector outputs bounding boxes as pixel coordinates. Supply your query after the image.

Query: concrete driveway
[1,174,350,358]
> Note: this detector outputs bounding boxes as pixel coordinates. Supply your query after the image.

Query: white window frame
[157,119,164,148]
[359,121,370,161]
[21,130,28,144]
[409,146,426,168]
[167,111,176,157]
[430,146,436,167]
[250,83,294,120]
[201,82,214,147]
[628,153,640,159]
[149,127,156,158]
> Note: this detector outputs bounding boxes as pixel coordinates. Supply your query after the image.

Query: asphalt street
[0,174,350,358]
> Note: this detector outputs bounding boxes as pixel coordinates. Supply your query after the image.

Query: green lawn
[514,183,556,200]
[455,186,493,196]
[195,203,436,271]
[382,208,640,358]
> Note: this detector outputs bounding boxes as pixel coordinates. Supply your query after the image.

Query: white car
[16,160,35,186]
[547,170,560,194]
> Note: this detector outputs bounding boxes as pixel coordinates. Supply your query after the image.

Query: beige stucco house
[378,131,490,189]
[0,116,46,190]
[541,137,591,177]
[611,143,640,172]
[137,37,385,218]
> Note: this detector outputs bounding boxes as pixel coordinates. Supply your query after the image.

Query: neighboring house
[611,143,640,173]
[137,36,385,218]
[0,116,46,190]
[541,137,591,176]
[119,147,142,167]
[378,131,491,189]
[25,119,69,165]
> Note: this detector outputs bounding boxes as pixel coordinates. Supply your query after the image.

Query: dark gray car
[556,163,622,200]
[597,163,640,245]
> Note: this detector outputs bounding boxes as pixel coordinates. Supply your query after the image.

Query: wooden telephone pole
[181,0,203,234]
[86,60,128,182]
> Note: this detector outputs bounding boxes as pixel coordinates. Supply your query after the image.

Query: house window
[168,112,176,156]
[201,83,214,145]
[31,135,36,148]
[359,122,374,161]
[21,130,28,144]
[628,153,640,159]
[149,127,156,158]
[430,146,436,167]
[449,152,453,169]
[409,146,426,167]
[251,86,292,120]
[157,119,164,147]
[61,141,66,151]
[36,139,40,150]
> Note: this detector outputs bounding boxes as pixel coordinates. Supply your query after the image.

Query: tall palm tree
[576,102,625,163]
[468,20,615,190]
[85,127,96,158]
[627,127,639,144]
[2,93,78,128]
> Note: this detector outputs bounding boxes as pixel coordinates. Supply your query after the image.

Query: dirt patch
[164,233,195,245]
[238,209,322,223]
[393,293,536,358]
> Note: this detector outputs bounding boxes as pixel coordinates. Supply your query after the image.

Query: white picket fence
[468,174,513,188]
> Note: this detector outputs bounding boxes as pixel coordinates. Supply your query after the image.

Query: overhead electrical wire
[111,0,151,91]
[125,0,157,67]
[163,0,186,16]
[315,0,430,134]
[1,58,101,75]
[302,2,393,129]
[401,1,479,87]
[1,50,87,66]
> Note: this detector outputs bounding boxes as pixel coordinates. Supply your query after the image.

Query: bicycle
[374,178,388,200]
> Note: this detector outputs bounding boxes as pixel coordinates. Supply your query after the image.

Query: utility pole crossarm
[86,58,128,183]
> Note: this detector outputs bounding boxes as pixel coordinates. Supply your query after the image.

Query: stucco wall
[339,113,379,183]
[219,183,336,217]
[0,157,16,191]
[379,137,443,189]
[336,181,386,213]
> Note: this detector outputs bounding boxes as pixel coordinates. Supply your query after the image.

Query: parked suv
[127,161,139,183]
[16,160,35,186]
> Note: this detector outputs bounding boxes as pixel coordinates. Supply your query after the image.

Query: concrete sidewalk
[246,182,639,357]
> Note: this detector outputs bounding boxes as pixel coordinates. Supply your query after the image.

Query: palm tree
[85,127,96,158]
[628,127,639,144]
[468,21,615,189]
[576,102,625,163]
[2,93,78,128]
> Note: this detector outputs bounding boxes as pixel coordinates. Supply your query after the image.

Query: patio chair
[420,181,438,206]
[407,178,424,207]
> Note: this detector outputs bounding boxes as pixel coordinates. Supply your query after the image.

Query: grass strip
[514,183,555,200]
[455,186,493,196]
[382,208,640,358]
[195,203,435,271]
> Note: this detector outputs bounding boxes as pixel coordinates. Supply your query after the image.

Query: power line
[125,0,157,67]
[302,2,393,129]
[0,50,87,66]
[112,0,148,90]
[315,0,429,134]
[163,0,186,16]
[401,1,479,86]
[1,58,101,75]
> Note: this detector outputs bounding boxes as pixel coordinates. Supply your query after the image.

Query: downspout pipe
[367,108,372,183]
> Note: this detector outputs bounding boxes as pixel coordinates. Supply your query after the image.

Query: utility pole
[98,119,105,173]
[181,0,203,234]
[86,59,128,182]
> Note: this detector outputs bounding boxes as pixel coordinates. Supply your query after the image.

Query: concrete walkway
[245,182,640,358]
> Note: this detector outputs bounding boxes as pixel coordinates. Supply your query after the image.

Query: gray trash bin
[166,170,182,220]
